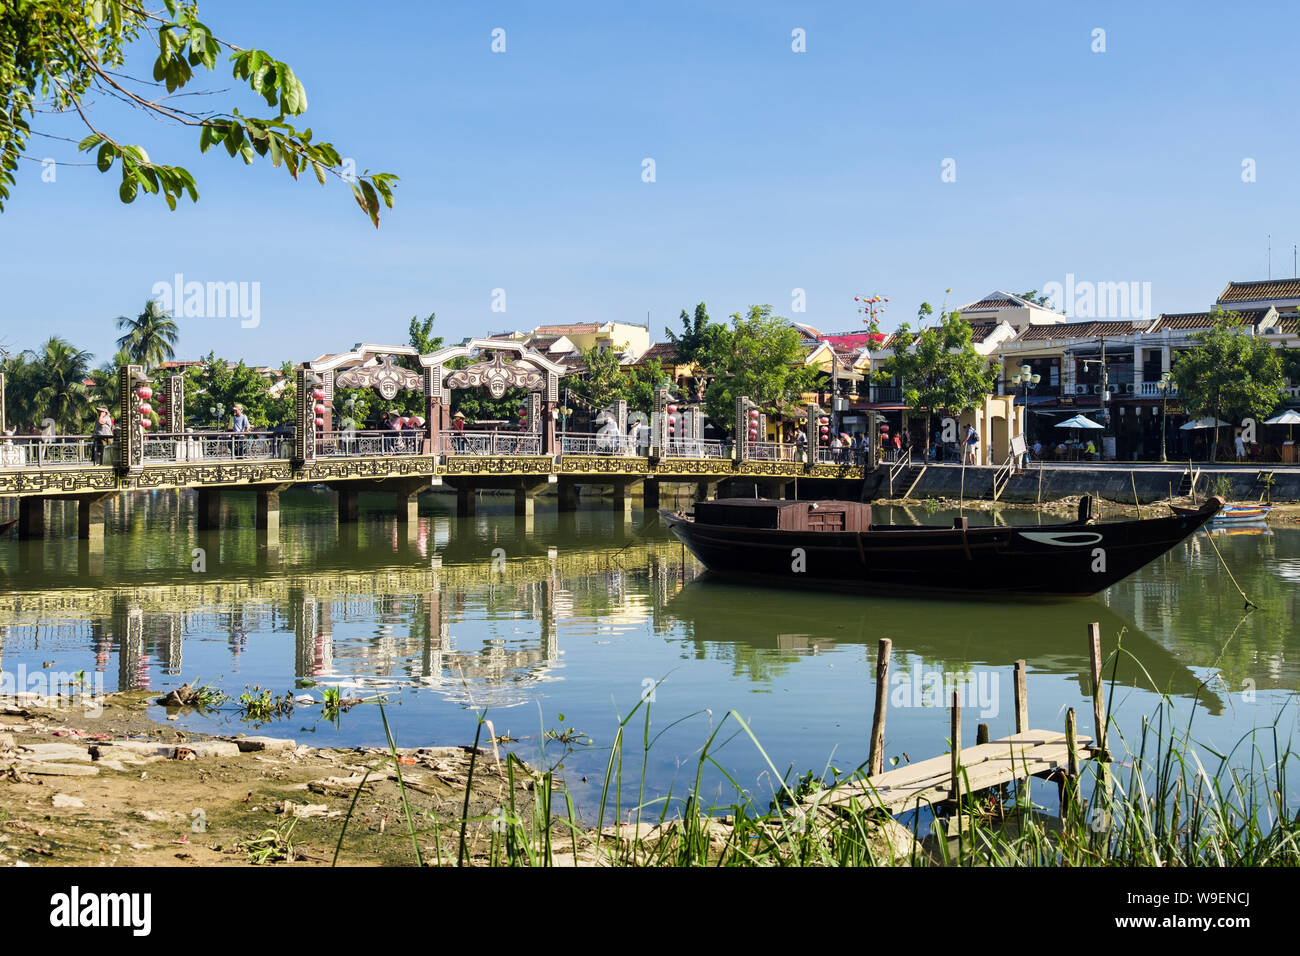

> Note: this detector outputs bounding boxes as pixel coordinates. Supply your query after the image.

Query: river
[1,489,1296,818]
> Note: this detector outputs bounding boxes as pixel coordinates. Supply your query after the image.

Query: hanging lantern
[315,416,325,428]
[666,404,677,415]
[136,385,153,401]
[138,402,152,416]
[140,418,152,429]
[749,409,759,420]
[312,387,326,401]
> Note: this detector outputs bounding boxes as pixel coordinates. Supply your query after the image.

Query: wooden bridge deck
[806,729,1094,815]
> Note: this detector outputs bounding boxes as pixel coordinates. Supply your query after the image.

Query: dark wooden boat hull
[660,497,1223,598]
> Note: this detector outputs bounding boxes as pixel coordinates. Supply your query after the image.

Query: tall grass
[335,668,1300,867]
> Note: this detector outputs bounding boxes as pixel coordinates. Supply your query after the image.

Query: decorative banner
[0,370,6,433]
[162,374,185,434]
[444,351,544,399]
[528,391,542,433]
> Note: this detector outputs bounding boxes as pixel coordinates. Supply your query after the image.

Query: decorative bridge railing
[142,431,291,462]
[316,430,427,458]
[439,430,543,456]
[747,441,797,462]
[0,436,96,468]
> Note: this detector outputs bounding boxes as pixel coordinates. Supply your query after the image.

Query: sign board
[1010,434,1026,457]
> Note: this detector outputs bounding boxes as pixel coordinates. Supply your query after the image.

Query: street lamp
[1010,363,1041,451]
[1155,371,1173,462]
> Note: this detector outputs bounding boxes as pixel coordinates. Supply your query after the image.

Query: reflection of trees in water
[1103,530,1299,691]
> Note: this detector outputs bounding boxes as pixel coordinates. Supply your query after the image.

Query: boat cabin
[692,499,872,532]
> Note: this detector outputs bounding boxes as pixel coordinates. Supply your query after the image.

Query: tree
[878,304,998,455]
[697,305,815,430]
[23,336,95,432]
[664,302,716,365]
[407,313,444,356]
[115,299,178,368]
[183,353,280,428]
[1,0,396,224]
[1171,310,1285,460]
[1016,290,1055,309]
[90,346,132,413]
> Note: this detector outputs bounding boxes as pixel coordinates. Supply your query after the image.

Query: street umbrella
[1264,408,1300,443]
[1179,416,1230,430]
[1054,414,1104,429]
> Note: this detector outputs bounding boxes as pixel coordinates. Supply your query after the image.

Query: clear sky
[2,0,1298,367]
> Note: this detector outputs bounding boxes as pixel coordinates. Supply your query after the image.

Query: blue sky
[2,0,1298,366]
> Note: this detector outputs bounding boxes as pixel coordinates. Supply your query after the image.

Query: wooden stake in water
[1063,706,1081,813]
[950,690,962,801]
[1013,659,1028,733]
[868,638,891,776]
[1088,622,1107,760]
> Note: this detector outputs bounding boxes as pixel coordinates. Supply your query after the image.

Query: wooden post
[1088,622,1107,760]
[868,638,891,776]
[1063,706,1081,815]
[950,691,962,801]
[1130,470,1141,516]
[976,723,989,745]
[1013,659,1028,733]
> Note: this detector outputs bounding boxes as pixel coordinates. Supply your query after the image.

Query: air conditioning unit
[1075,384,1089,396]
[1123,383,1134,394]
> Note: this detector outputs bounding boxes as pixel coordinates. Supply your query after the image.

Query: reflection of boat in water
[661,577,1226,714]
[1175,502,1272,524]
[1208,522,1272,537]
[662,496,1222,598]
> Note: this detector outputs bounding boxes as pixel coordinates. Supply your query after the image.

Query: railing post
[116,364,145,474]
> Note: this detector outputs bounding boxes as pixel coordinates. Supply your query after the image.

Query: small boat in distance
[1209,503,1271,523]
[660,495,1223,599]
[0,518,15,536]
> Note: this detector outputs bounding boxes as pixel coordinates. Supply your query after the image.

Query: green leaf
[119,178,138,203]
[77,132,102,152]
[278,62,307,114]
[96,143,115,172]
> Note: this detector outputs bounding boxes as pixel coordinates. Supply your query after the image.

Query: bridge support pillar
[762,480,791,501]
[643,479,661,510]
[396,488,422,524]
[694,480,719,502]
[613,479,639,518]
[337,487,360,523]
[456,486,477,517]
[18,496,46,539]
[77,496,108,543]
[256,487,282,534]
[557,478,579,512]
[514,487,536,518]
[196,489,221,530]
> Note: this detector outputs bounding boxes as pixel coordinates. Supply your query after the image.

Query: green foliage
[1,0,395,223]
[1016,290,1054,309]
[1172,310,1285,457]
[2,336,94,432]
[879,304,997,449]
[184,353,286,429]
[562,347,666,415]
[407,313,444,356]
[698,305,816,429]
[115,299,178,368]
[664,302,716,365]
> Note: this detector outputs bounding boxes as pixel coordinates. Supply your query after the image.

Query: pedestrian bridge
[0,428,873,539]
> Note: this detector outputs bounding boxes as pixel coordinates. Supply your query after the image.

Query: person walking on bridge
[92,406,114,466]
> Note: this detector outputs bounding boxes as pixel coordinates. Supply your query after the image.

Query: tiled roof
[1146,308,1272,332]
[1217,279,1300,303]
[632,342,681,364]
[967,323,1000,343]
[1265,316,1299,334]
[1015,320,1141,341]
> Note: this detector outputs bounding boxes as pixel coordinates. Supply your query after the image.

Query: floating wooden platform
[806,729,1094,816]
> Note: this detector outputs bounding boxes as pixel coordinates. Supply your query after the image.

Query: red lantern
[666,404,677,415]
[312,388,326,401]
[137,385,153,401]
[315,416,325,428]
[140,418,152,429]
[749,409,759,419]
[138,403,151,416]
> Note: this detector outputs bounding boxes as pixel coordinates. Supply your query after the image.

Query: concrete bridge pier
[196,488,222,530]
[613,479,641,518]
[456,486,477,518]
[694,480,720,502]
[256,485,291,534]
[557,477,579,512]
[643,479,661,510]
[18,496,46,539]
[77,495,111,544]
[762,479,793,501]
[337,487,360,523]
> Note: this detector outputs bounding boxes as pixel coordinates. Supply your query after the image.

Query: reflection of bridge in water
[0,538,702,707]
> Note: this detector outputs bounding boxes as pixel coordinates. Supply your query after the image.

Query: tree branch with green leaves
[1,0,396,224]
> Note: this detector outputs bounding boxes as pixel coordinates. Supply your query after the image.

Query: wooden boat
[1171,502,1271,523]
[0,518,15,536]
[659,495,1223,599]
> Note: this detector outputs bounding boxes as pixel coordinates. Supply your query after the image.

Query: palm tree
[25,337,94,432]
[115,299,179,369]
[91,347,133,413]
